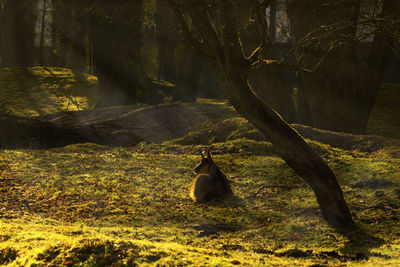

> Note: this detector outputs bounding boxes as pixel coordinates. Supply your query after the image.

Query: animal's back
[190,171,232,202]
[214,171,232,197]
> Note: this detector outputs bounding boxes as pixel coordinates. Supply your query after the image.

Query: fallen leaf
[291,233,302,241]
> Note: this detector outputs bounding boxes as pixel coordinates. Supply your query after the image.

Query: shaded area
[0,113,142,149]
[1,101,400,154]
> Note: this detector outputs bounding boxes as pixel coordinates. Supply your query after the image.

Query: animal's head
[193,150,217,174]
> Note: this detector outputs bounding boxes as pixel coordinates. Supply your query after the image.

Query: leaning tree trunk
[216,60,354,229]
[167,0,354,229]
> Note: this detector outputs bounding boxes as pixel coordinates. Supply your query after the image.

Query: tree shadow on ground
[339,225,386,261]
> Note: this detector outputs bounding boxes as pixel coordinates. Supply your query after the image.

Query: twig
[248,184,300,199]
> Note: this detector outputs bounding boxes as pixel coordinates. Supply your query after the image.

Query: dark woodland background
[1,1,400,266]
[1,0,399,134]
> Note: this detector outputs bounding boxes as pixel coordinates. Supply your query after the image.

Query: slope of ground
[43,100,236,143]
[0,67,97,117]
[0,67,399,150]
[4,99,395,155]
[0,143,399,266]
[2,98,400,154]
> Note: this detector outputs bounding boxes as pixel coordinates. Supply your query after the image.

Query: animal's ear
[207,149,213,161]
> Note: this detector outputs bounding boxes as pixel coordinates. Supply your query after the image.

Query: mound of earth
[292,124,400,153]
[43,101,236,143]
[1,101,399,155]
[170,117,265,145]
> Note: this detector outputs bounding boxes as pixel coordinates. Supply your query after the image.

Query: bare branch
[183,0,224,61]
[166,0,209,59]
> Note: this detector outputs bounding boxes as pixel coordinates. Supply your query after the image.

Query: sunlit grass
[0,67,98,117]
[0,67,399,265]
[1,142,399,266]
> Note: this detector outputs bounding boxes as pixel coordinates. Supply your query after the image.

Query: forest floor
[0,67,400,266]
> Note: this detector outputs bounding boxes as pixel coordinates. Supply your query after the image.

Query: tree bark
[361,0,399,130]
[52,0,88,69]
[269,0,277,42]
[216,61,354,229]
[247,63,298,122]
[295,73,314,125]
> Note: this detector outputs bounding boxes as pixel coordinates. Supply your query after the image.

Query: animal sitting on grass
[190,150,233,202]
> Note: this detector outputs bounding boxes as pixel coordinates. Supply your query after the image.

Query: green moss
[1,142,399,266]
[0,67,98,117]
[53,143,109,153]
[0,73,399,265]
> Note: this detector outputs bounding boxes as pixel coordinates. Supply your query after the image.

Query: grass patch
[0,69,399,265]
[0,67,97,117]
[1,142,399,266]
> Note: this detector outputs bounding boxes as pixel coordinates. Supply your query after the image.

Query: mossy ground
[0,68,399,266]
[1,142,399,266]
[0,67,97,117]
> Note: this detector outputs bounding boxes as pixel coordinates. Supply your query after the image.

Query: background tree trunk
[39,0,47,66]
[295,74,314,125]
[360,0,400,131]
[238,0,298,122]
[1,0,38,67]
[52,0,88,69]
[172,37,202,103]
[88,0,163,107]
[269,0,277,42]
[286,0,396,134]
[155,0,178,84]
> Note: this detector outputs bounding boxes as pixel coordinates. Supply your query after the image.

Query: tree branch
[166,0,210,59]
[184,0,224,61]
